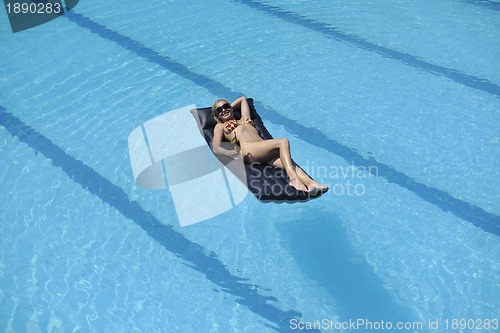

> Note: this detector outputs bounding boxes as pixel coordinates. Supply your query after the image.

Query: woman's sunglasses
[215,103,231,116]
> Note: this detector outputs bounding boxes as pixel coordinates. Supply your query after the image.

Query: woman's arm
[212,124,238,158]
[231,96,251,120]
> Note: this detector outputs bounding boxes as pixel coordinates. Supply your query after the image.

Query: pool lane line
[63,11,500,236]
[0,107,310,333]
[232,0,500,98]
[462,0,500,11]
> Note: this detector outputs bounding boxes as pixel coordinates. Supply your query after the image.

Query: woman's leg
[240,139,307,191]
[269,157,329,192]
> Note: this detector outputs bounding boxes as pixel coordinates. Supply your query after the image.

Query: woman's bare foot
[289,178,308,192]
[306,181,329,193]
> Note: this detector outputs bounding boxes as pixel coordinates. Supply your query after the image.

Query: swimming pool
[1,0,499,331]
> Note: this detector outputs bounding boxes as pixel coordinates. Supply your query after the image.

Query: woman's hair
[211,99,229,123]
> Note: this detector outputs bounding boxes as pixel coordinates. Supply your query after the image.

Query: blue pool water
[1,0,499,332]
